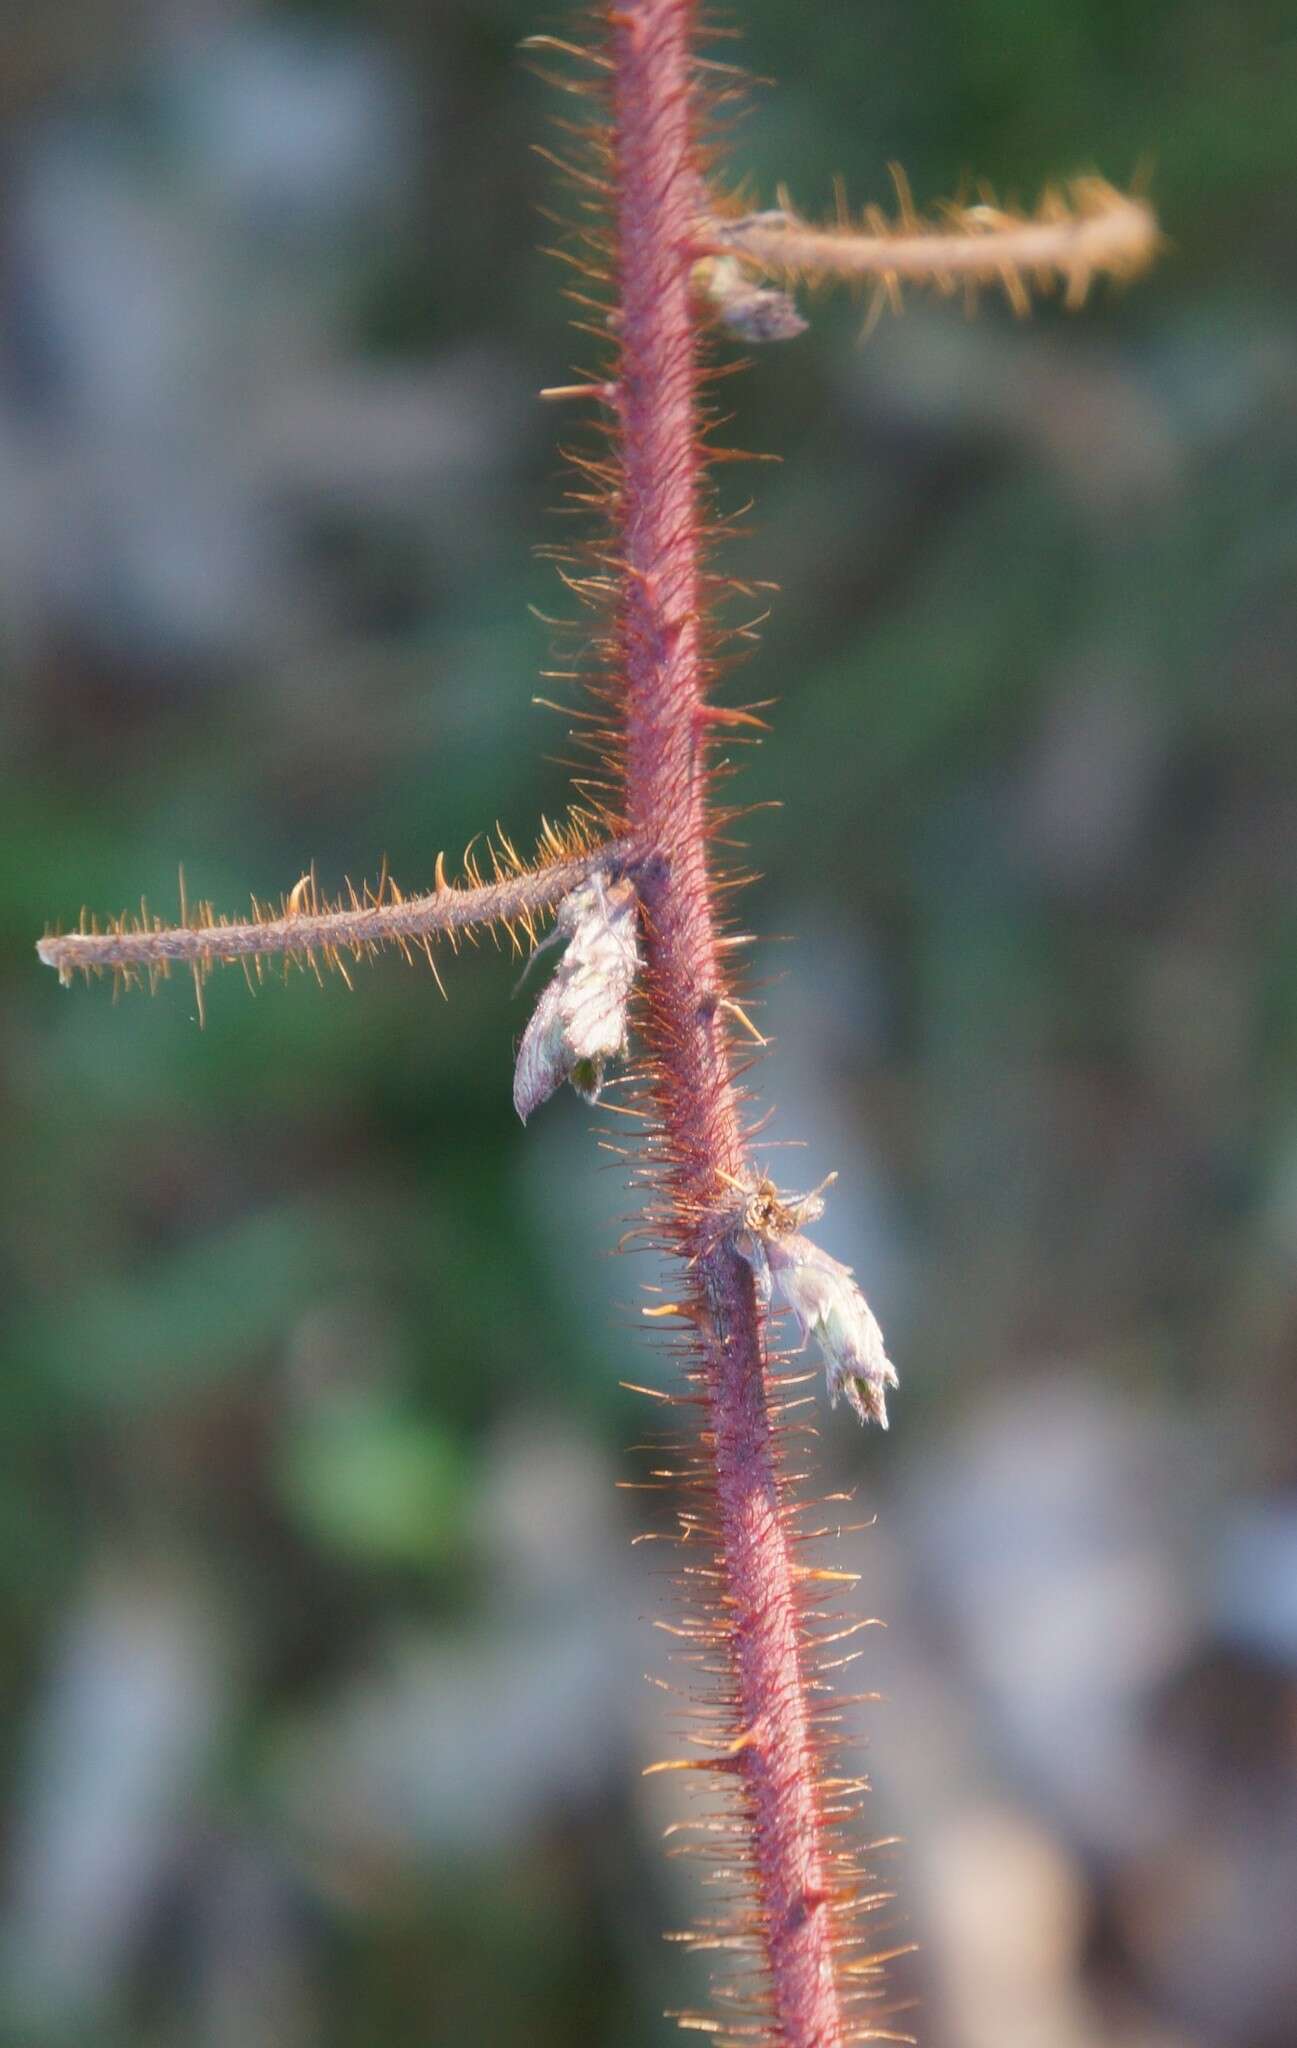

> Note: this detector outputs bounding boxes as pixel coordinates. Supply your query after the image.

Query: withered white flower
[512,874,640,1122]
[762,1233,898,1429]
[697,253,807,344]
[732,1175,899,1429]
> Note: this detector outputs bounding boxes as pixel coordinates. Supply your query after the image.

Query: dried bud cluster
[512,875,640,1122]
[733,1174,899,1428]
[694,245,807,344]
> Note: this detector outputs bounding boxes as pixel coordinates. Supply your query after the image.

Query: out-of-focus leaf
[276,1400,465,1568]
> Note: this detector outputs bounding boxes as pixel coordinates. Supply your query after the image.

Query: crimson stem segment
[608,3,849,2039]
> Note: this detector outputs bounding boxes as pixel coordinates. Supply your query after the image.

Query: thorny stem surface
[611,4,846,2040]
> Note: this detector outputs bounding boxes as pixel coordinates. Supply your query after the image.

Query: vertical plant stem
[609,3,848,2039]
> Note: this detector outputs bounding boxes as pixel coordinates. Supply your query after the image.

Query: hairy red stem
[609,4,847,2040]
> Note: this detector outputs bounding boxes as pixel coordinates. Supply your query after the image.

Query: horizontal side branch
[703,177,1159,310]
[38,838,636,982]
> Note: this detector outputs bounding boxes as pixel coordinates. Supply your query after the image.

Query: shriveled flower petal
[731,1173,899,1428]
[763,1234,899,1429]
[512,875,640,1122]
[697,253,807,343]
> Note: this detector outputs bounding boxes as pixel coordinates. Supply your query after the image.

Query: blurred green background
[3,3,1296,2045]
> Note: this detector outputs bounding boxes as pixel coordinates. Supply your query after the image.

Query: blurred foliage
[2,1,1296,2045]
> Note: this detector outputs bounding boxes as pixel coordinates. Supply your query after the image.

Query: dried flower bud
[732,1174,898,1428]
[696,253,807,344]
[762,1234,898,1429]
[512,875,640,1123]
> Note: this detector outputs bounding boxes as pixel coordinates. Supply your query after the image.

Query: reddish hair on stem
[606,4,869,2040]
